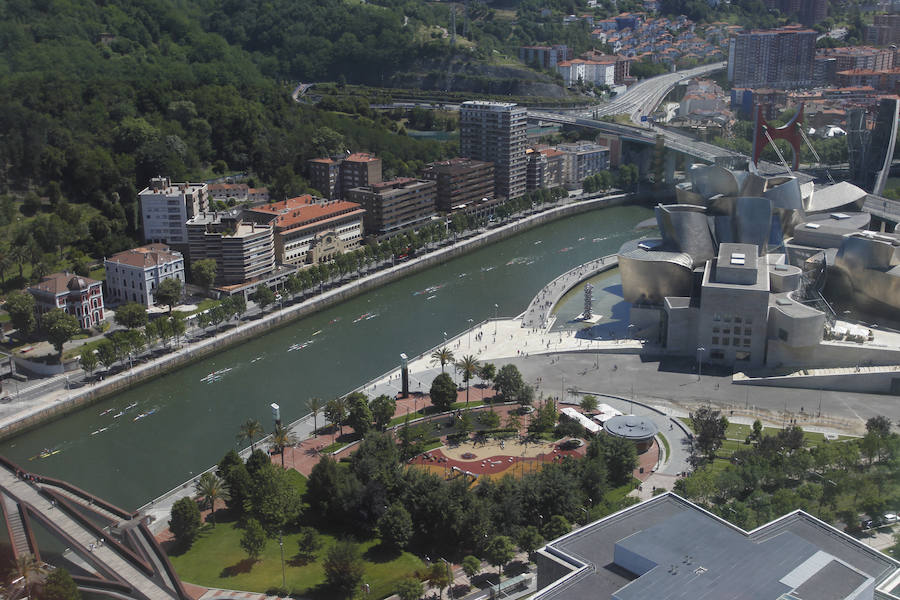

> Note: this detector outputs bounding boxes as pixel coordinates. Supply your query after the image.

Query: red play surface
[408,444,585,478]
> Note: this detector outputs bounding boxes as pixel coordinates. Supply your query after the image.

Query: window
[743,339,751,347]
[711,350,725,360]
[744,327,752,336]
[722,338,730,346]
[724,316,732,323]
[734,317,742,324]
[712,337,719,345]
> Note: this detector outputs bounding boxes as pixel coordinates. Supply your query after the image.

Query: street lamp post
[441,557,454,599]
[279,531,285,589]
[494,303,499,334]
[696,346,705,382]
[467,318,474,348]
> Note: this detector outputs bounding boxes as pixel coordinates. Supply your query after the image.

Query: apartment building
[207,183,269,204]
[420,158,495,212]
[104,244,185,307]
[186,210,275,286]
[245,195,364,267]
[346,178,436,237]
[818,46,895,72]
[866,13,900,45]
[556,142,610,186]
[519,45,573,69]
[526,148,565,191]
[139,177,208,249]
[308,153,383,200]
[459,101,528,200]
[727,26,817,88]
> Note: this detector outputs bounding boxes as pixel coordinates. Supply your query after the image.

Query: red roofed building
[104,244,185,307]
[307,152,383,200]
[27,273,105,329]
[245,195,365,266]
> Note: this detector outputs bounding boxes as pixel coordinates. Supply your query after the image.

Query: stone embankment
[0,193,629,439]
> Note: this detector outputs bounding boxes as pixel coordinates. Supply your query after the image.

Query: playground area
[408,436,588,481]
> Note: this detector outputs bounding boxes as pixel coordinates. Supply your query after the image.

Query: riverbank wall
[0,193,630,440]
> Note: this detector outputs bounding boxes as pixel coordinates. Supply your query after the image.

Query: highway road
[589,61,727,123]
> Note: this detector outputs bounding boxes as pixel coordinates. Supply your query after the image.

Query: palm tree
[9,553,48,597]
[194,472,228,527]
[456,354,480,409]
[309,397,322,437]
[272,424,298,468]
[431,346,455,374]
[236,418,264,452]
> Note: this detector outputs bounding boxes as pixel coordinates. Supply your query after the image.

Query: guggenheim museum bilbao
[618,165,900,390]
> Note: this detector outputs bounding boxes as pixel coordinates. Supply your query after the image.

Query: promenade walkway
[522,255,618,329]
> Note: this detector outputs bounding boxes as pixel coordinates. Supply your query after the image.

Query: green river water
[4,205,653,508]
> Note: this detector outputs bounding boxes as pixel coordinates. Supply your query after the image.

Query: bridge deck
[0,465,180,600]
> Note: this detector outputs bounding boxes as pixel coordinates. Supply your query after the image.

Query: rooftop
[106,245,182,268]
[28,272,101,296]
[247,196,363,230]
[535,494,900,600]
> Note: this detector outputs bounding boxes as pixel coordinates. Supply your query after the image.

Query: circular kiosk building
[603,415,659,454]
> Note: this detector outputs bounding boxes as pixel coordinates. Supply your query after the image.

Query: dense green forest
[0,0,465,288]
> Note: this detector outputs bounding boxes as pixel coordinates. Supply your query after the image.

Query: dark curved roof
[604,415,659,440]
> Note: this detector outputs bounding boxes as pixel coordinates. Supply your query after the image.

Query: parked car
[884,513,898,524]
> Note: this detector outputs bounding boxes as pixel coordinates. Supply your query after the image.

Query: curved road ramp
[0,455,188,599]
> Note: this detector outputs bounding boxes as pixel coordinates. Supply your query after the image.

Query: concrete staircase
[2,492,31,558]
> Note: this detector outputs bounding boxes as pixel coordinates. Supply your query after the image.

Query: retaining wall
[0,194,630,440]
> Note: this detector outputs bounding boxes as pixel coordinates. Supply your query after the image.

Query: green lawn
[658,433,671,462]
[169,521,424,597]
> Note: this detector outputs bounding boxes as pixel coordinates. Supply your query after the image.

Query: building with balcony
[245,195,364,267]
[727,26,817,88]
[104,244,185,307]
[139,177,208,250]
[186,210,275,286]
[27,273,105,330]
[556,142,610,186]
[207,183,269,205]
[526,148,565,191]
[460,101,528,200]
[308,153,383,200]
[346,178,437,237]
[420,158,495,212]
[519,45,573,69]
[818,46,895,72]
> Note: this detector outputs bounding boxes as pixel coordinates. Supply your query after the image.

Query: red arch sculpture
[752,103,805,170]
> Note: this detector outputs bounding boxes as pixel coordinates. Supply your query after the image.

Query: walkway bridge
[526,111,790,172]
[0,456,188,600]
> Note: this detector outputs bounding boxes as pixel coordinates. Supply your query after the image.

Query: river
[3,205,653,508]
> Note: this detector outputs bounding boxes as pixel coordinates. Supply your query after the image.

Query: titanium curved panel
[828,234,900,318]
[675,183,706,205]
[618,250,694,306]
[733,196,773,253]
[836,234,899,271]
[764,176,803,211]
[739,172,767,197]
[656,204,715,263]
[691,165,740,199]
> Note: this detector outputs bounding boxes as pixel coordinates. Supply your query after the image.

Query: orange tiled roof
[345,153,378,163]
[29,272,100,295]
[107,245,182,268]
[249,196,363,230]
